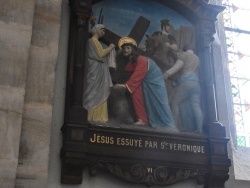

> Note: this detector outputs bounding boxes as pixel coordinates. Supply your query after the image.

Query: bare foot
[134,120,146,126]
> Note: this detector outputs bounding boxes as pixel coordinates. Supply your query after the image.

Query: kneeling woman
[116,37,174,128]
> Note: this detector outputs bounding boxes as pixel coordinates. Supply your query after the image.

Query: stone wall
[0,0,35,187]
[16,0,62,187]
[0,0,61,187]
[1,0,250,187]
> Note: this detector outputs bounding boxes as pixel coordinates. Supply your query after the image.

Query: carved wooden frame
[61,0,230,187]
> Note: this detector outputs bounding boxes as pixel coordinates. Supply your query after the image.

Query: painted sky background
[93,0,193,47]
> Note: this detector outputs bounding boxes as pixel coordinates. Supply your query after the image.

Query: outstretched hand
[164,71,169,80]
[109,43,115,49]
[115,84,126,88]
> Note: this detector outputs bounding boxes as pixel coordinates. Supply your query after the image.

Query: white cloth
[108,48,117,69]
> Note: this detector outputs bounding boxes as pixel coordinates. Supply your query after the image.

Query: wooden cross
[100,16,150,50]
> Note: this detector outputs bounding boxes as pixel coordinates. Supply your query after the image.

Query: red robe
[125,56,148,123]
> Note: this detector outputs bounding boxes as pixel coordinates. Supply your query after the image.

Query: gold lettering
[182,144,186,151]
[161,142,164,149]
[90,134,96,143]
[125,138,129,146]
[145,141,158,148]
[178,144,181,150]
[174,143,177,150]
[110,137,114,144]
[134,139,138,147]
[169,143,173,150]
[193,146,197,153]
[139,140,142,147]
[147,167,153,173]
[165,143,169,149]
[91,135,206,153]
[201,146,205,153]
[101,136,105,143]
[197,146,201,153]
[90,134,115,145]
[149,141,152,148]
[153,141,158,148]
[116,138,145,147]
[117,138,121,145]
[96,135,101,143]
[160,142,206,154]
[121,138,125,145]
[129,139,133,146]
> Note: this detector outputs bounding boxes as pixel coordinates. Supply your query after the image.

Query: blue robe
[143,59,174,128]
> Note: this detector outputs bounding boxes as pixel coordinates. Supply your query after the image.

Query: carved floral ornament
[104,163,199,186]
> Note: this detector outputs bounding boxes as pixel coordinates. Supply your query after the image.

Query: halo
[118,37,137,49]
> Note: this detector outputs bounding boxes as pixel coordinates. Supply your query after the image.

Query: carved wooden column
[61,0,91,184]
[65,0,91,124]
[198,19,221,128]
[198,13,231,188]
